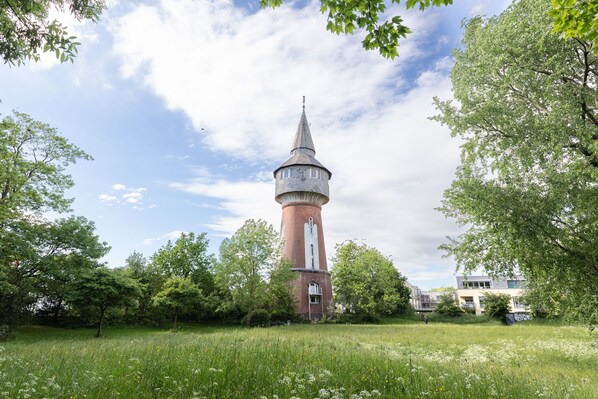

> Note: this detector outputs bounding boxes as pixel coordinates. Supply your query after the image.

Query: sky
[0,0,511,290]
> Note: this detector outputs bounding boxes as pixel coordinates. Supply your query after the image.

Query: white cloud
[99,193,117,202]
[111,0,466,286]
[143,230,186,246]
[100,184,149,208]
[111,0,435,161]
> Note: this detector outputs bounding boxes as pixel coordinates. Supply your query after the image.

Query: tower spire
[291,97,315,155]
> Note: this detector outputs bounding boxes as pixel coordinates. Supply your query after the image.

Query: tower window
[309,282,321,295]
[307,168,320,178]
[310,295,320,304]
[282,168,292,179]
[310,244,315,269]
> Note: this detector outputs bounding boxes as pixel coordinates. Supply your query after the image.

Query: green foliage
[429,285,456,293]
[433,0,597,325]
[0,324,14,341]
[434,293,464,317]
[331,240,411,318]
[153,276,203,330]
[550,0,598,51]
[0,111,91,222]
[246,309,270,327]
[0,0,106,65]
[261,0,452,59]
[215,219,282,324]
[67,267,142,337]
[150,232,215,293]
[265,258,296,318]
[482,292,512,322]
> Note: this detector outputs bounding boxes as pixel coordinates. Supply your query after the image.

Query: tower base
[291,268,333,321]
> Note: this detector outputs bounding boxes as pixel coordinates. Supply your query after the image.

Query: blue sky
[0,0,511,290]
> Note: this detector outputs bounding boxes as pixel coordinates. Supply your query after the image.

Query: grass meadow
[1,319,597,399]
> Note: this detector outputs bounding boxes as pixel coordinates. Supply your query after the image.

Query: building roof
[274,105,331,177]
[290,108,316,156]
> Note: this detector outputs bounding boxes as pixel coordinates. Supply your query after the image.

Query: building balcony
[308,286,322,295]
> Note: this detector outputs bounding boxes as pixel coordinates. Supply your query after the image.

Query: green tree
[150,232,214,294]
[0,111,91,224]
[550,0,598,51]
[67,267,141,337]
[121,251,168,324]
[434,293,463,317]
[482,292,512,322]
[434,0,597,324]
[430,286,456,293]
[263,0,596,59]
[153,276,202,330]
[0,0,106,65]
[0,216,109,324]
[266,259,296,321]
[263,0,452,59]
[331,240,410,318]
[215,219,282,324]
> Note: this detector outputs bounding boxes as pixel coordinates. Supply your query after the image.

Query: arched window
[309,282,321,304]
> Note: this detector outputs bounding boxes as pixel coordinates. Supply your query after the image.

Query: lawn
[1,320,596,398]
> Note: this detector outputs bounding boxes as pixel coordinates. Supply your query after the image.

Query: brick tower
[274,99,332,321]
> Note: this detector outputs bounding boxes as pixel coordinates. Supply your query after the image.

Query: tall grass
[0,321,596,398]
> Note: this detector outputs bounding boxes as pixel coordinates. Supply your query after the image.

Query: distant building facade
[407,282,453,313]
[274,100,333,321]
[456,275,528,315]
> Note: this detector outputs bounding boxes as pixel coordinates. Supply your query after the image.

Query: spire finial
[302,95,305,111]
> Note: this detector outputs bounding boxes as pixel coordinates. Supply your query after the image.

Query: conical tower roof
[290,108,315,156]
[274,102,331,178]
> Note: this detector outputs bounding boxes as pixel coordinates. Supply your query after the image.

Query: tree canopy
[215,219,286,323]
[434,0,597,324]
[0,0,106,65]
[153,276,203,330]
[68,267,141,337]
[331,240,411,317]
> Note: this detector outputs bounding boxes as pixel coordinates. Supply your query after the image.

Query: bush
[270,309,295,323]
[0,325,15,341]
[336,312,381,324]
[247,309,270,327]
[483,292,512,323]
[434,294,464,317]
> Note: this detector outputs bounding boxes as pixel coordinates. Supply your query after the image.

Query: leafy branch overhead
[261,0,453,59]
[0,0,106,65]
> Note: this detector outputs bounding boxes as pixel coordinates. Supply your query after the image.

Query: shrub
[483,292,512,323]
[434,294,464,317]
[0,325,15,341]
[270,309,295,323]
[336,312,381,324]
[247,309,270,327]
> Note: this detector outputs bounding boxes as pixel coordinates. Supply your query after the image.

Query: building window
[507,280,521,288]
[463,296,474,308]
[465,281,491,289]
[310,244,315,269]
[479,296,485,308]
[310,295,320,304]
[282,168,292,179]
[309,282,321,295]
[307,168,320,178]
[513,297,526,309]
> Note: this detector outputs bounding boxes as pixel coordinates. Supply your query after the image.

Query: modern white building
[456,275,528,315]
